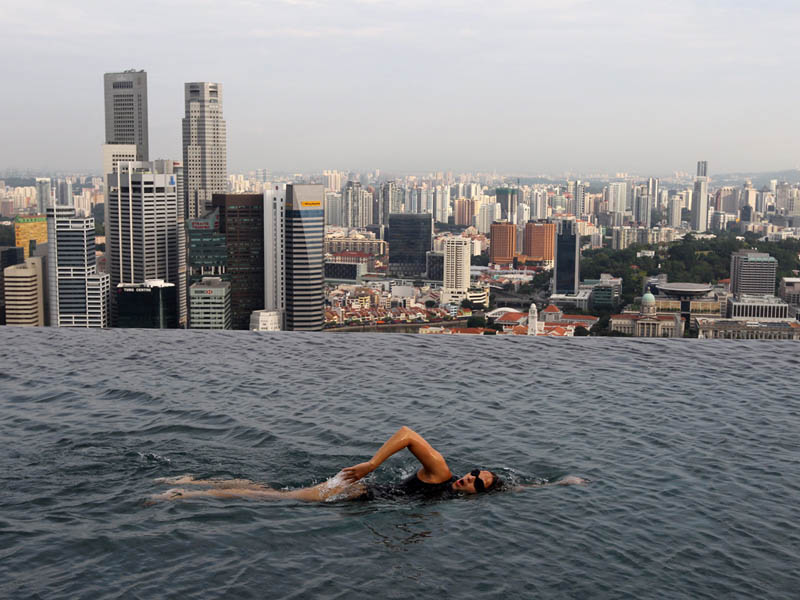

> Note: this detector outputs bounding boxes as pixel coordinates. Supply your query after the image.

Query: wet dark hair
[485,471,504,493]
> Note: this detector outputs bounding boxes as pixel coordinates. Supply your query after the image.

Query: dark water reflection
[1,328,799,599]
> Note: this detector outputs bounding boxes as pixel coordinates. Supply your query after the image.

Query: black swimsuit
[362,472,458,501]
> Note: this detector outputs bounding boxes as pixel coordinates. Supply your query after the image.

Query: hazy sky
[1,0,799,175]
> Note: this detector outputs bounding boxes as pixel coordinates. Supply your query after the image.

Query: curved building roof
[657,283,713,297]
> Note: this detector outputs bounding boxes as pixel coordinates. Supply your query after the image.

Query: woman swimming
[151,426,586,502]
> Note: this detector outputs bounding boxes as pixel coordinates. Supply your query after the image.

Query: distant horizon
[2,1,799,175]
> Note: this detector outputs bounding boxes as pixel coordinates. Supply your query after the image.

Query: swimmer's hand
[341,462,375,483]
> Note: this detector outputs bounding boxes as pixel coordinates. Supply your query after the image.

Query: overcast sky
[1,0,798,176]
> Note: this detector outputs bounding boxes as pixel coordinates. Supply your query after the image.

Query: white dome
[642,292,656,305]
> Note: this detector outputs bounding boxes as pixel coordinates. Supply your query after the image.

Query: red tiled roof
[496,312,526,323]
[562,314,599,322]
[542,305,561,313]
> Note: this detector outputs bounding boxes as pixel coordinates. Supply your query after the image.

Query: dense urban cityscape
[1,69,799,339]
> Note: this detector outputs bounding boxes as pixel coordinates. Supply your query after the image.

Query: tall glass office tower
[388,213,432,278]
[553,220,580,295]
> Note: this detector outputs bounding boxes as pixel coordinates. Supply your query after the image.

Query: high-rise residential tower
[284,184,325,331]
[183,82,228,219]
[697,161,708,177]
[106,160,186,326]
[692,176,709,232]
[46,206,109,328]
[495,188,519,222]
[103,70,149,161]
[440,237,471,305]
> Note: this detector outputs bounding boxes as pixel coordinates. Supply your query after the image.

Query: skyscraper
[441,237,471,305]
[212,193,263,330]
[344,181,371,228]
[607,182,627,215]
[189,277,232,330]
[103,70,149,161]
[183,82,227,219]
[388,213,432,278]
[107,160,186,326]
[46,205,109,328]
[692,176,709,232]
[0,246,25,325]
[697,161,708,177]
[284,184,325,331]
[668,196,682,228]
[264,185,286,321]
[14,215,48,258]
[35,178,51,214]
[553,220,579,295]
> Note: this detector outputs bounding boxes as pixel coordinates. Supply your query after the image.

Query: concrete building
[183,82,227,219]
[284,184,325,331]
[14,215,47,258]
[103,70,148,161]
[250,309,282,331]
[695,318,800,340]
[264,185,286,325]
[46,205,109,328]
[692,175,709,232]
[730,251,777,297]
[0,246,24,324]
[610,293,683,337]
[107,160,186,326]
[778,277,800,307]
[3,256,45,326]
[522,222,555,264]
[35,178,52,214]
[489,222,516,265]
[440,237,471,305]
[496,188,519,222]
[477,202,501,234]
[189,277,231,329]
[726,295,789,321]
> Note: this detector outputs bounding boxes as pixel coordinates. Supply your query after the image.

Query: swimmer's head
[453,469,503,494]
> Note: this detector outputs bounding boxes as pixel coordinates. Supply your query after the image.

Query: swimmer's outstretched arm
[341,426,452,484]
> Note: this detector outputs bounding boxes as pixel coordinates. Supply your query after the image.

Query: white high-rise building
[103,70,148,161]
[607,182,627,215]
[440,237,471,305]
[434,185,450,224]
[107,160,186,326]
[46,205,109,328]
[183,82,227,219]
[516,203,530,226]
[668,196,682,228]
[264,184,286,328]
[477,202,501,234]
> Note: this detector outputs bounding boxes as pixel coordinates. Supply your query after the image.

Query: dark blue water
[1,329,799,599]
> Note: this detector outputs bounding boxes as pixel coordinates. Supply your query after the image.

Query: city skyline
[1,1,799,174]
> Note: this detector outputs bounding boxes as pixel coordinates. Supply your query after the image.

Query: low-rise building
[610,292,683,337]
[726,294,789,321]
[250,309,282,331]
[695,318,800,339]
